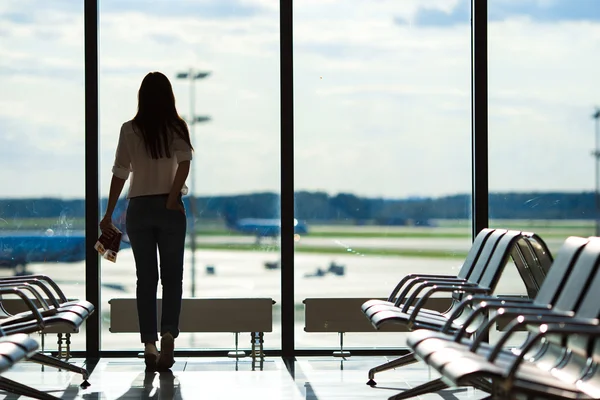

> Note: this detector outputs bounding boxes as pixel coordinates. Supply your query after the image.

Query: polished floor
[0,356,488,399]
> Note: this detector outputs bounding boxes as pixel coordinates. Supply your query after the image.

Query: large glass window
[99,0,281,351]
[293,0,473,349]
[488,0,600,263]
[0,1,86,351]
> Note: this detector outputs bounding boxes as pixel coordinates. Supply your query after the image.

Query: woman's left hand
[99,216,118,235]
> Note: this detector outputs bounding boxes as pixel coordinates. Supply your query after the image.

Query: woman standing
[100,71,193,371]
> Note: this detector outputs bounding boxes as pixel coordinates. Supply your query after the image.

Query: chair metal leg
[387,377,448,400]
[367,352,418,386]
[28,352,90,381]
[472,376,493,393]
[0,375,61,400]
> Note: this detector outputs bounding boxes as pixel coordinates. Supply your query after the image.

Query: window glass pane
[99,0,280,351]
[0,1,85,351]
[489,0,599,264]
[294,0,472,349]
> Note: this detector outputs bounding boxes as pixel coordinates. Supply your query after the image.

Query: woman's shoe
[157,333,175,371]
[144,345,159,371]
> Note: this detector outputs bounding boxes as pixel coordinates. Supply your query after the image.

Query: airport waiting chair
[405,236,600,399]
[0,275,94,317]
[397,235,589,398]
[418,236,600,399]
[0,277,91,388]
[360,227,497,385]
[363,229,531,386]
[363,228,510,345]
[363,229,516,326]
[0,286,49,335]
[399,230,553,323]
[364,229,552,325]
[0,333,46,400]
[361,228,497,318]
[0,292,57,400]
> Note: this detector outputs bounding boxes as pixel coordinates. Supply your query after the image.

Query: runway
[196,234,566,253]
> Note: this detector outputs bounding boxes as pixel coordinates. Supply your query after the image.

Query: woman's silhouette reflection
[115,370,183,400]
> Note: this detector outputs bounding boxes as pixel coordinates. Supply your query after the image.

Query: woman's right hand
[166,197,185,215]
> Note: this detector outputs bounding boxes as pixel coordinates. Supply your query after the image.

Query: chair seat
[44,311,84,328]
[411,330,598,399]
[0,342,28,364]
[0,355,13,374]
[442,353,588,399]
[409,330,550,372]
[370,309,461,332]
[361,299,393,313]
[364,302,447,319]
[4,334,39,355]
[56,305,90,319]
[62,300,94,313]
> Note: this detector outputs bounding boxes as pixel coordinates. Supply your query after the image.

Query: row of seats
[0,274,93,399]
[362,228,600,399]
[0,227,590,399]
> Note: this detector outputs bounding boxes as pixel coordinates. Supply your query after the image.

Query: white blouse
[111,120,193,199]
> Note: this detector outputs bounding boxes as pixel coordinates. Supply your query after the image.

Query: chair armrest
[0,275,68,303]
[0,280,60,308]
[401,281,482,313]
[394,277,470,305]
[500,319,600,385]
[0,283,52,311]
[488,314,596,362]
[387,273,465,302]
[469,307,572,350]
[0,287,45,331]
[441,295,542,334]
[406,285,491,327]
[0,282,54,310]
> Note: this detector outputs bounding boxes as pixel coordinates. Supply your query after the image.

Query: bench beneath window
[304,297,452,357]
[109,298,275,359]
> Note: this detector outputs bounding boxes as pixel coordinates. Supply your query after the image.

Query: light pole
[176,69,211,298]
[593,108,600,236]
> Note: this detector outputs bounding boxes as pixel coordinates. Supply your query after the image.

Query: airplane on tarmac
[0,228,131,275]
[0,231,88,275]
[223,213,309,243]
[0,203,130,275]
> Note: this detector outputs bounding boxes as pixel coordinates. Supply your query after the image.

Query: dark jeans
[126,194,186,343]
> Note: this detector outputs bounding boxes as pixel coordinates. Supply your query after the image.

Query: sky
[0,0,599,199]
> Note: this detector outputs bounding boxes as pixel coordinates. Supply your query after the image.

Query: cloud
[0,0,274,20]
[490,0,600,23]
[0,116,85,200]
[395,0,600,27]
[100,0,272,18]
[0,0,599,199]
[1,12,34,24]
[395,0,469,27]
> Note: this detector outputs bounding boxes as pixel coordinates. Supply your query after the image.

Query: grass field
[0,217,595,237]
[189,242,469,259]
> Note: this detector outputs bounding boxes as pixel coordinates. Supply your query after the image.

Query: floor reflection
[113,371,182,400]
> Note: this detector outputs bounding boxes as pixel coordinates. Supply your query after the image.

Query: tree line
[0,191,597,225]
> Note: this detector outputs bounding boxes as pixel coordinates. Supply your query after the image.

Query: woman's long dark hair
[133,71,193,159]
